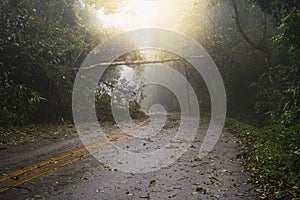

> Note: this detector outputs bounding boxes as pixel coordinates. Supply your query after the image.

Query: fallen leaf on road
[149,179,156,187]
[196,187,207,194]
[140,195,150,199]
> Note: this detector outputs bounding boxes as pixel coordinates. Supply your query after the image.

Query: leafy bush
[129,100,147,119]
[0,64,44,127]
[227,118,300,199]
[95,96,147,123]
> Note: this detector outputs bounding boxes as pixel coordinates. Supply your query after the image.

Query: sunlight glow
[98,0,193,30]
[99,0,158,29]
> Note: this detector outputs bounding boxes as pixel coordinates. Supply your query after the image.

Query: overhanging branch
[77,56,204,70]
[231,0,272,69]
[231,0,260,50]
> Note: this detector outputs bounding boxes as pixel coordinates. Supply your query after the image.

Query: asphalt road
[0,115,258,200]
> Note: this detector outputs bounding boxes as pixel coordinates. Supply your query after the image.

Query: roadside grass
[0,116,146,149]
[0,123,77,148]
[226,118,300,199]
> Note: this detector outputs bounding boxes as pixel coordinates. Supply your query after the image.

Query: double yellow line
[0,119,150,192]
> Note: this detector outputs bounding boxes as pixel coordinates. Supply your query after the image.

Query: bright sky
[98,0,192,30]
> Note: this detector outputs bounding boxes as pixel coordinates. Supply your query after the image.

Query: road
[0,115,257,200]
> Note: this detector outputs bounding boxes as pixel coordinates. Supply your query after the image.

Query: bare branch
[78,56,204,70]
[261,12,267,43]
[231,0,272,70]
[231,0,259,50]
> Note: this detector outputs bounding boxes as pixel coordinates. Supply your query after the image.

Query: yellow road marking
[0,132,117,182]
[0,134,131,193]
[0,119,149,184]
[0,124,145,192]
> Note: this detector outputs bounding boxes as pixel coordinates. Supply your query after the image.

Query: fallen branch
[78,56,204,70]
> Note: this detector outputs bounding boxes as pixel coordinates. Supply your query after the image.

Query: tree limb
[261,12,267,43]
[78,56,204,70]
[231,0,260,50]
[231,0,272,69]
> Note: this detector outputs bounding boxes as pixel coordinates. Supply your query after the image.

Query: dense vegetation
[0,0,143,126]
[0,0,299,199]
[178,0,299,198]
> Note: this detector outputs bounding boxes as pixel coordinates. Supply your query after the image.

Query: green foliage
[129,100,147,119]
[250,0,300,128]
[226,118,300,199]
[0,68,44,126]
[0,0,83,126]
[256,64,300,125]
[84,0,126,14]
[96,92,114,122]
[280,84,300,126]
[0,123,76,146]
[95,60,147,123]
[95,93,147,122]
[179,0,267,118]
[0,0,142,127]
[251,0,300,48]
